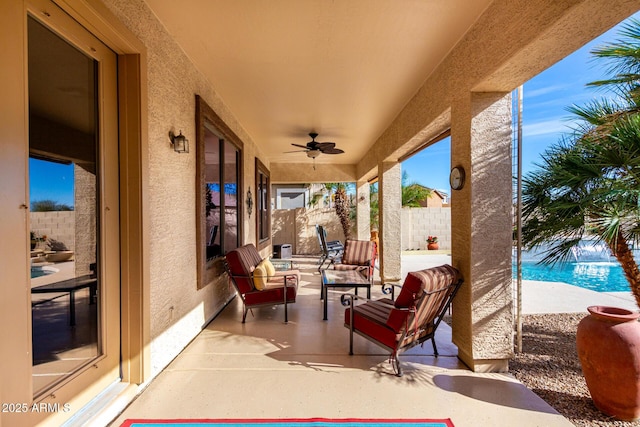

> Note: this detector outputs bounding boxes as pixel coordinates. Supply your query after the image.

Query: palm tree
[368,172,432,231]
[324,183,353,239]
[370,183,379,230]
[401,171,432,207]
[522,19,640,307]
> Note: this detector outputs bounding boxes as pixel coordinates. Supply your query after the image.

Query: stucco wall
[102,0,266,377]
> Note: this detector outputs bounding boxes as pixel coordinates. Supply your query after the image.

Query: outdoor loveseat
[224,244,299,323]
[342,264,462,376]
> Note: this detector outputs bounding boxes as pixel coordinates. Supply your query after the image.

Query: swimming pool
[514,241,636,292]
[31,265,57,279]
[514,260,629,292]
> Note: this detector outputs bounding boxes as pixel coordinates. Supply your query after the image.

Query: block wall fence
[30,211,75,251]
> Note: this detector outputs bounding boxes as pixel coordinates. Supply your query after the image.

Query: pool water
[30,267,55,279]
[514,260,629,292]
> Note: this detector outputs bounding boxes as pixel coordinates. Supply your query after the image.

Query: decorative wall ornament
[246,187,253,217]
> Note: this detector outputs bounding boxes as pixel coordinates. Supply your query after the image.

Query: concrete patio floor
[104,253,611,427]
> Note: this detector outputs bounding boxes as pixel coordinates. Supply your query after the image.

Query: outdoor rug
[120,418,454,427]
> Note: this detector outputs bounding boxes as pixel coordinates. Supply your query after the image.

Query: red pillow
[394,272,425,308]
[393,265,460,308]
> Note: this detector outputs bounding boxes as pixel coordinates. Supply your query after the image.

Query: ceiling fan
[286,133,344,166]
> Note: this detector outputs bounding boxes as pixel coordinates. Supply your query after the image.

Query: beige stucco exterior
[2,0,640,425]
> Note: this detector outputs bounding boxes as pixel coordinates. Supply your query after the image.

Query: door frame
[52,0,150,386]
[0,0,148,424]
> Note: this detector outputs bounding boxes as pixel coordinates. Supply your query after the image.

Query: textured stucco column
[356,180,371,240]
[451,91,514,372]
[379,162,402,282]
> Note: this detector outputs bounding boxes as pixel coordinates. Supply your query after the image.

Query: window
[255,158,271,249]
[196,95,243,287]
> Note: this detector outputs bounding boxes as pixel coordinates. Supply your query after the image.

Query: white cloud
[522,119,573,137]
[525,84,571,98]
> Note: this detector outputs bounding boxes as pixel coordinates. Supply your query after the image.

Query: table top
[271,258,295,271]
[322,269,370,286]
[31,275,97,293]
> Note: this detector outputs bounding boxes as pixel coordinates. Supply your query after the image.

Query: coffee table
[321,269,371,320]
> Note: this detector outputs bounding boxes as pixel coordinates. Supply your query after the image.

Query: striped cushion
[345,300,400,349]
[225,244,264,293]
[394,264,459,308]
[342,240,374,266]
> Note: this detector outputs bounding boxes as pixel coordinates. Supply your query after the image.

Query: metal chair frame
[315,224,344,271]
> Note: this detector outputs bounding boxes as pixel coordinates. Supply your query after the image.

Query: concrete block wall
[402,207,451,250]
[30,211,75,251]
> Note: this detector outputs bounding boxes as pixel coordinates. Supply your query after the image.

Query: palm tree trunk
[610,238,640,308]
[334,187,351,240]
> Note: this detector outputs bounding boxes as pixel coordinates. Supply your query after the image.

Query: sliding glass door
[27,0,120,413]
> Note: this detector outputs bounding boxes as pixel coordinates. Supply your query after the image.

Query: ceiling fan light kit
[306,149,321,159]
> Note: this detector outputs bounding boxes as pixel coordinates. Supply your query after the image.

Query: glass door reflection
[28,16,101,395]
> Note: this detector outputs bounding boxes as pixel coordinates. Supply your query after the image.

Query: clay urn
[576,305,640,421]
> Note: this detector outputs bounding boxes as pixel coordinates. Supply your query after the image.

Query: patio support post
[356,179,371,241]
[378,161,402,282]
[450,91,514,372]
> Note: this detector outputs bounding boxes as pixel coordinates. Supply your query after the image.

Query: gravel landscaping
[510,313,640,426]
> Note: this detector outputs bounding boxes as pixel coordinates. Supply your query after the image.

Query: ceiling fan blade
[291,143,310,149]
[283,149,308,153]
[315,142,336,150]
[321,148,344,154]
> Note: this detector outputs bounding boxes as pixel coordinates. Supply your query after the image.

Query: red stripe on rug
[120,418,454,427]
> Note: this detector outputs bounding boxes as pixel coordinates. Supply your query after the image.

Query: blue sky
[30,158,74,207]
[402,12,640,193]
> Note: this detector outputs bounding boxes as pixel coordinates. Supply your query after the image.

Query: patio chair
[316,224,344,271]
[330,239,377,285]
[224,244,299,323]
[341,264,462,376]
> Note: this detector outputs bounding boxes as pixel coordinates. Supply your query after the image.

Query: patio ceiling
[143,0,492,166]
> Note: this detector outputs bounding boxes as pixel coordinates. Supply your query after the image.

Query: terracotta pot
[427,243,439,250]
[577,306,640,421]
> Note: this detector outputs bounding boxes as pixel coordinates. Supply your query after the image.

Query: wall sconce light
[169,130,189,153]
[246,187,253,217]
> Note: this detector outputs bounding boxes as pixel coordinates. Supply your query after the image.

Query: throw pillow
[263,258,276,277]
[393,265,459,308]
[394,271,425,308]
[253,262,267,291]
